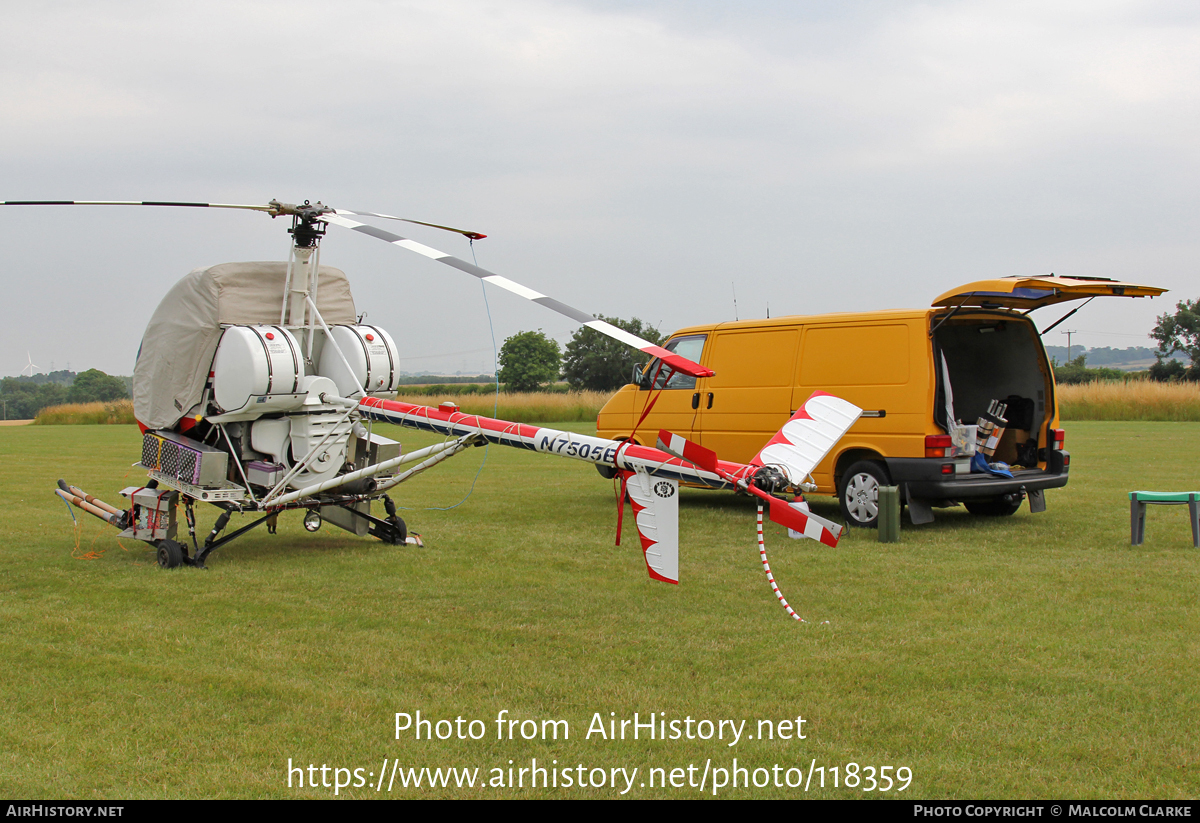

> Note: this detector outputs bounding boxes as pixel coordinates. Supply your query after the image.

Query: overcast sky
[2,0,1197,376]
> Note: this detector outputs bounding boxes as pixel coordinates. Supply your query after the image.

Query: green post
[878,485,900,543]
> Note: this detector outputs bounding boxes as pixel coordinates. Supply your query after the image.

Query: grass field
[1,421,1198,798]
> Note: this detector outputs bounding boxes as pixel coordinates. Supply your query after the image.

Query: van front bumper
[884,451,1069,501]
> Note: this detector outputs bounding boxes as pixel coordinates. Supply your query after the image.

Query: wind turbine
[21,352,38,377]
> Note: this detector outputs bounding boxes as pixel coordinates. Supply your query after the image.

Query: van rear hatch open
[906,274,1166,519]
[932,275,1165,310]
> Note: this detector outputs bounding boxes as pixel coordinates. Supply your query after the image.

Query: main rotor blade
[1,200,276,212]
[322,212,714,378]
[329,208,487,240]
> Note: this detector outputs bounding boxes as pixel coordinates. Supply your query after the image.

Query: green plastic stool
[1129,491,1200,547]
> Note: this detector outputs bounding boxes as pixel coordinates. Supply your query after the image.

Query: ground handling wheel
[156,539,185,569]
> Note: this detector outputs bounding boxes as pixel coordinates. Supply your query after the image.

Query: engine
[157,323,403,492]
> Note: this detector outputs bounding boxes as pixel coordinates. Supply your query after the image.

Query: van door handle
[691,392,700,409]
[706,392,714,409]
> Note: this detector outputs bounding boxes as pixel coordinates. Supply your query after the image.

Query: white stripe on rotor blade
[482,275,545,301]
[392,238,447,260]
[585,320,648,350]
[334,208,406,221]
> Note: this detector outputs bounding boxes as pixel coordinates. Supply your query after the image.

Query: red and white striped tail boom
[358,395,852,585]
[357,397,753,489]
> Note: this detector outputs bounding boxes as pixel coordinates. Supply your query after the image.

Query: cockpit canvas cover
[132,262,356,430]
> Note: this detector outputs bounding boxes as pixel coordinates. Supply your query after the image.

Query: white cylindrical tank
[318,324,400,396]
[211,325,305,414]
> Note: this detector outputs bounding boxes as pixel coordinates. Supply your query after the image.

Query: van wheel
[838,461,889,528]
[964,495,1023,516]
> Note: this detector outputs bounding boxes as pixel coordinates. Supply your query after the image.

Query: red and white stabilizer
[752,391,863,486]
[654,428,844,547]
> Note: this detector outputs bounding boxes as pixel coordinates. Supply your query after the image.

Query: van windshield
[642,335,706,390]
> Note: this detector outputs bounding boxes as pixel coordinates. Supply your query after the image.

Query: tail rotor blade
[746,484,842,547]
[655,430,718,473]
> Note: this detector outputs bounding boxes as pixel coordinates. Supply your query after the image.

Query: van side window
[641,334,706,390]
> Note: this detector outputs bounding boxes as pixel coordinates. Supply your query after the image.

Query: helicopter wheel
[156,540,185,569]
[384,515,409,545]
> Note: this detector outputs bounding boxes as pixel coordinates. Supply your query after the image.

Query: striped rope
[757,504,803,622]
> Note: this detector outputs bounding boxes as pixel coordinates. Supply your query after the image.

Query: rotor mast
[273,201,332,362]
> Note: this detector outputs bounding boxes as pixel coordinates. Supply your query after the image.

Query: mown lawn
[0,421,1197,798]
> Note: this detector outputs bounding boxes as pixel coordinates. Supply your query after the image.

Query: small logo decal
[654,481,675,499]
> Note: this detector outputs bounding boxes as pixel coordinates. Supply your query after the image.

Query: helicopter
[5,199,860,608]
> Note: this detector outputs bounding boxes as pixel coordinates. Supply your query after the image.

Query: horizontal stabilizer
[753,391,862,485]
[745,484,842,547]
[623,471,680,584]
[655,430,718,473]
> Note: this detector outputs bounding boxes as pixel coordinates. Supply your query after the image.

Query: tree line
[0,370,129,420]
[497,316,662,392]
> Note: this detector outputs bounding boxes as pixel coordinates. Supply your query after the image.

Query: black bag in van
[1004,395,1035,431]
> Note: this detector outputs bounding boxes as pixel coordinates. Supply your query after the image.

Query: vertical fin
[623,471,679,584]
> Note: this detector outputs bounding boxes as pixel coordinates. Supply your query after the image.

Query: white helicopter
[5,199,859,612]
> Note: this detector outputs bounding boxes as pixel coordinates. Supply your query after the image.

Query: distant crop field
[1,421,1198,798]
[1058,380,1200,421]
[26,380,1200,429]
[387,389,611,423]
[34,399,136,425]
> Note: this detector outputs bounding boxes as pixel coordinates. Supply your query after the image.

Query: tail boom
[357,397,756,488]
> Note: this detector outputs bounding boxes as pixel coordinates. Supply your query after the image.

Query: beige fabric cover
[133,262,357,429]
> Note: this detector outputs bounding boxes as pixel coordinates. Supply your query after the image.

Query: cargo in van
[596,275,1166,526]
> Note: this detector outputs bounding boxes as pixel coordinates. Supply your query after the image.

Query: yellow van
[596,275,1165,526]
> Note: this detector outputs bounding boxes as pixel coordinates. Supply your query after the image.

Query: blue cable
[56,490,78,524]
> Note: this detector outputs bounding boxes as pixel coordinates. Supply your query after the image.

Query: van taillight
[925,435,952,458]
[1049,428,1065,450]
